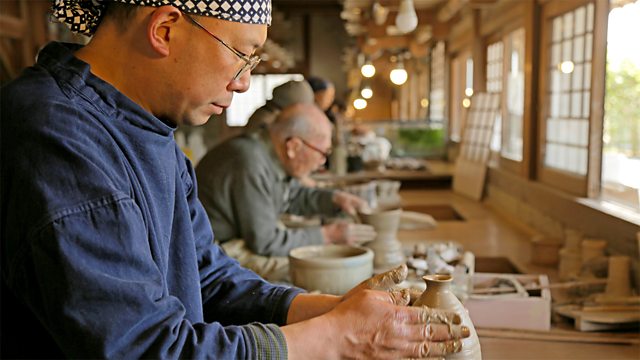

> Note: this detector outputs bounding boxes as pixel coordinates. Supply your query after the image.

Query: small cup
[605,256,632,297]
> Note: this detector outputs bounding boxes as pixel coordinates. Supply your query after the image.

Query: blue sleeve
[186,161,304,326]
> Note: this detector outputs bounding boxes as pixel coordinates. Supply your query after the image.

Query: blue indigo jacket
[0,42,302,359]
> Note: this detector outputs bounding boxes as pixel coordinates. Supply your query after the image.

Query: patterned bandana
[52,0,271,36]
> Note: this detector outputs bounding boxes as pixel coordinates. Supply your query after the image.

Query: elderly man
[1,0,468,358]
[197,103,376,280]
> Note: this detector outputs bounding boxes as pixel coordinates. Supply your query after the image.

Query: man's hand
[282,289,470,359]
[343,263,409,302]
[321,221,376,245]
[332,190,371,216]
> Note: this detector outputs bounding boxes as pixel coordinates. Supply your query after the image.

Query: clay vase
[414,275,482,360]
[360,208,405,272]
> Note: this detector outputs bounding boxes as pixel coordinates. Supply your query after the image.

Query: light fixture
[462,98,471,108]
[361,59,376,78]
[559,60,575,74]
[390,60,408,85]
[361,85,373,99]
[395,0,418,34]
[420,98,429,108]
[353,98,368,110]
[465,88,474,97]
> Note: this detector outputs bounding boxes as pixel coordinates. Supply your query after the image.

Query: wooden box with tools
[464,273,552,331]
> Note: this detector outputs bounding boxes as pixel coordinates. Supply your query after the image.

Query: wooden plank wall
[0,0,50,84]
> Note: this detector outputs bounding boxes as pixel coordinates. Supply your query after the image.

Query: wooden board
[453,158,488,200]
[453,92,501,200]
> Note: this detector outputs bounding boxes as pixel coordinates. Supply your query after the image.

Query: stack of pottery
[359,207,405,272]
[558,229,583,280]
[414,275,482,360]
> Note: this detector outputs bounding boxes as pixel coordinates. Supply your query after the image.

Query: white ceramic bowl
[289,245,374,295]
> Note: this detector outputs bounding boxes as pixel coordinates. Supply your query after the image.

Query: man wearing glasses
[1,0,469,358]
[196,103,377,281]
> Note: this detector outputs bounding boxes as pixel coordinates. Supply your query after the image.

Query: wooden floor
[397,189,640,359]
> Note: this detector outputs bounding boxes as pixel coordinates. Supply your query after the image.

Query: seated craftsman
[196,103,376,280]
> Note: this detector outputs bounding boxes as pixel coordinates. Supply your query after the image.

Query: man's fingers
[396,322,470,342]
[388,288,411,306]
[364,264,408,290]
[417,340,463,357]
[426,323,470,341]
[405,305,462,325]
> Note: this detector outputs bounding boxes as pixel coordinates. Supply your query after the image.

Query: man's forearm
[286,293,341,324]
[281,313,339,360]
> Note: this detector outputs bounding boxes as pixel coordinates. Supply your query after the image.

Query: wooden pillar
[523,0,540,179]
[471,9,486,93]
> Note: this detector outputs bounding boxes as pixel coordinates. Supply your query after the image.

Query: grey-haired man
[1,1,468,358]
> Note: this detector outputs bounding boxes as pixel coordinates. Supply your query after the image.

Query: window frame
[536,0,608,197]
[479,0,538,178]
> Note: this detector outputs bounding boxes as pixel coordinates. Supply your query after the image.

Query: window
[486,41,504,93]
[226,74,304,126]
[429,41,446,125]
[544,4,594,176]
[486,40,504,152]
[450,51,473,142]
[502,28,526,162]
[602,0,640,210]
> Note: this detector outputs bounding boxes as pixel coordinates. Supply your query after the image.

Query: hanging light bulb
[353,98,368,110]
[395,0,418,34]
[390,60,408,85]
[361,85,373,99]
[361,59,376,78]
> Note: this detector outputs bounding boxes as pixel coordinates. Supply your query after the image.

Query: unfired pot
[359,207,405,272]
[289,245,374,295]
[414,274,482,360]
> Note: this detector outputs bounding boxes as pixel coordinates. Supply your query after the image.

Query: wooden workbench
[313,160,454,188]
[396,189,640,359]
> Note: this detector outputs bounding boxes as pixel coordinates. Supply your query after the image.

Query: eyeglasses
[287,136,332,159]
[183,12,261,80]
